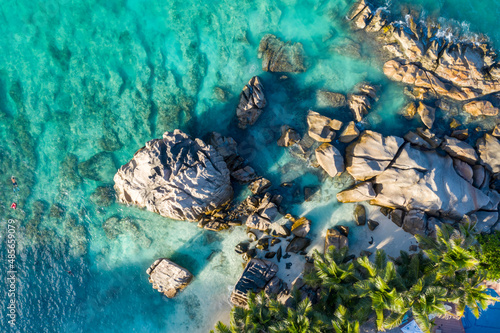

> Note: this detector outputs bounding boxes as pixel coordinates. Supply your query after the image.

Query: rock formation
[315,143,344,177]
[114,130,233,221]
[236,76,267,129]
[307,110,342,142]
[147,259,193,298]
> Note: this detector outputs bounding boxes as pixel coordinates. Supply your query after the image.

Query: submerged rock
[354,205,366,226]
[147,259,193,298]
[249,178,272,195]
[258,34,306,73]
[236,76,267,129]
[315,143,344,177]
[90,185,115,207]
[277,125,301,147]
[316,90,347,108]
[79,152,117,182]
[230,258,279,307]
[114,130,233,221]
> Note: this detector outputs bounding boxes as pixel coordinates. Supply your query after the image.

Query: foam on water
[1,0,500,332]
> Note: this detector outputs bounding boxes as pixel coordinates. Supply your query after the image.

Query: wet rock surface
[258,34,306,73]
[114,130,233,221]
[236,76,267,129]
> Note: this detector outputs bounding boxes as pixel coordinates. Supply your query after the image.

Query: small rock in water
[285,263,292,269]
[307,110,342,142]
[325,228,348,252]
[339,121,360,143]
[282,252,291,259]
[367,219,379,231]
[291,217,311,238]
[146,259,193,298]
[277,125,301,147]
[236,76,267,129]
[256,237,270,250]
[247,231,258,242]
[277,247,283,262]
[380,207,392,216]
[235,242,250,254]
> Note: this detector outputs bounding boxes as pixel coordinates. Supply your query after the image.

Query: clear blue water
[1,0,500,332]
[463,289,500,333]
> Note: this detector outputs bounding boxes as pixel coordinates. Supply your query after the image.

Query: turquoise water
[1,0,500,332]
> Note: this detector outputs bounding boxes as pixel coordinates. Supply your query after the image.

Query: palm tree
[355,250,407,330]
[330,305,360,333]
[304,246,363,320]
[268,291,325,333]
[394,251,433,289]
[416,224,479,278]
[447,271,499,318]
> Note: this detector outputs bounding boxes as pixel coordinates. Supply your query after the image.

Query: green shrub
[476,231,500,280]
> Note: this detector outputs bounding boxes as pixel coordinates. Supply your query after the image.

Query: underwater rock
[102,216,150,247]
[339,121,360,143]
[291,217,311,238]
[99,127,123,152]
[337,182,376,202]
[79,152,117,182]
[230,258,278,307]
[59,154,83,191]
[325,228,348,252]
[236,76,267,129]
[90,185,115,207]
[367,219,379,231]
[49,203,65,219]
[147,259,193,298]
[315,143,344,177]
[114,130,233,221]
[417,102,435,129]
[316,90,347,108]
[277,125,301,147]
[208,132,238,158]
[258,34,306,73]
[441,136,478,165]
[345,130,404,181]
[477,134,500,175]
[463,100,499,117]
[248,178,272,195]
[307,110,342,142]
[354,205,366,226]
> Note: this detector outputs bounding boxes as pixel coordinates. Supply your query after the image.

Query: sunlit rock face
[114,130,233,221]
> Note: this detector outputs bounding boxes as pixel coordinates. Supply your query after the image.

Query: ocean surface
[1,0,500,332]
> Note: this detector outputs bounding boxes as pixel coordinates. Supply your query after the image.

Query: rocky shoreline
[111,3,500,327]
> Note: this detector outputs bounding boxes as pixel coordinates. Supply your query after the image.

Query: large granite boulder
[417,102,435,129]
[345,131,404,181]
[246,193,279,230]
[236,76,267,129]
[114,130,233,221]
[477,134,500,175]
[147,259,193,298]
[371,143,490,218]
[337,182,376,203]
[258,34,306,73]
[339,121,360,143]
[230,259,279,307]
[315,143,345,177]
[348,94,371,122]
[441,136,478,165]
[307,110,342,142]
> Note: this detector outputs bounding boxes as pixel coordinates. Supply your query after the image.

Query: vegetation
[213,223,499,333]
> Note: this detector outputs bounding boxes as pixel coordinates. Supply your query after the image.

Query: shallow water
[1,0,500,332]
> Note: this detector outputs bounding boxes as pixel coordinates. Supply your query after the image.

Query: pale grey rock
[147,259,193,298]
[473,165,486,188]
[404,131,433,150]
[348,0,374,30]
[473,211,499,233]
[441,136,478,165]
[258,34,306,73]
[236,76,267,129]
[277,125,301,147]
[348,94,371,122]
[246,194,279,230]
[307,110,342,142]
[339,121,360,143]
[208,132,238,158]
[337,182,376,203]
[230,259,279,307]
[114,130,233,221]
[315,143,345,177]
[477,134,500,174]
[371,144,489,218]
[453,158,473,183]
[345,131,404,181]
[416,128,442,149]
